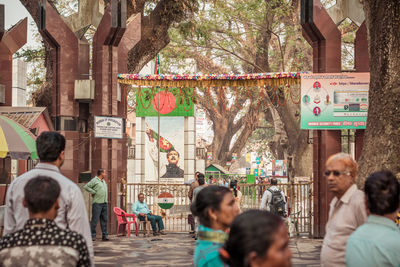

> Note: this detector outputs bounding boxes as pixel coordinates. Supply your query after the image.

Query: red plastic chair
[113,207,138,237]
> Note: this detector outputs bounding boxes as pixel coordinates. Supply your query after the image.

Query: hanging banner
[136,87,194,117]
[144,117,185,184]
[301,73,369,129]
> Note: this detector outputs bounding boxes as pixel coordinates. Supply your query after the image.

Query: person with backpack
[259,178,287,217]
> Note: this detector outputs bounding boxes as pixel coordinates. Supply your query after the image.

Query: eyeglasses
[324,170,351,177]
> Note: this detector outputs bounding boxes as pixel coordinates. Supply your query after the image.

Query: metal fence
[237,183,313,235]
[125,182,313,235]
[126,183,191,232]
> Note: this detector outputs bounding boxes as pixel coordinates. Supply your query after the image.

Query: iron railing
[125,182,313,235]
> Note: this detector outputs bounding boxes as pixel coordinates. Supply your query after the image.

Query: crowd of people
[190,152,400,267]
[0,131,399,267]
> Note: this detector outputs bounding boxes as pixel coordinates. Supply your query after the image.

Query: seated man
[0,176,91,266]
[132,193,166,236]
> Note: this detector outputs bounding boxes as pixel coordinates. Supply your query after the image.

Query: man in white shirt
[320,152,367,267]
[4,131,93,264]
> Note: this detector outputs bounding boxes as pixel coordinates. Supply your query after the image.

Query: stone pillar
[92,0,130,233]
[134,117,146,183]
[355,22,369,72]
[0,5,27,107]
[354,22,369,159]
[38,1,83,182]
[312,130,342,237]
[185,117,196,182]
[117,12,141,188]
[301,0,342,238]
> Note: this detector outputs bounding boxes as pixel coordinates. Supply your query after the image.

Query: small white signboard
[94,116,123,139]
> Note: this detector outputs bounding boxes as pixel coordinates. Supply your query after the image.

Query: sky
[0,0,41,48]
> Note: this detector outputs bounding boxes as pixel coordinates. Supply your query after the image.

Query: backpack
[267,188,286,216]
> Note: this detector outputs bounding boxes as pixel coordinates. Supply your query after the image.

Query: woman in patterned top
[191,186,240,267]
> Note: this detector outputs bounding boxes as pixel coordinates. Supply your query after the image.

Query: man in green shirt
[346,170,400,267]
[84,169,109,241]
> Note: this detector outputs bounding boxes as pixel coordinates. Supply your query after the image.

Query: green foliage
[160,0,311,74]
[14,47,45,62]
[338,18,357,70]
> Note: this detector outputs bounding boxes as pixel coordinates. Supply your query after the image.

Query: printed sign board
[272,160,287,177]
[158,192,174,209]
[94,116,123,139]
[301,73,369,129]
[246,174,255,184]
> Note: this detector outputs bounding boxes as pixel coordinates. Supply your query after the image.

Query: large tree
[161,0,312,176]
[357,0,400,185]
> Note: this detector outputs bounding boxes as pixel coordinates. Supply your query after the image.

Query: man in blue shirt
[346,170,400,267]
[132,193,166,236]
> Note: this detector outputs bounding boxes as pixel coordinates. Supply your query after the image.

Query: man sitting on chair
[132,193,166,236]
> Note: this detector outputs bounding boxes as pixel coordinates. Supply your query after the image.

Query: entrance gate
[125,182,313,235]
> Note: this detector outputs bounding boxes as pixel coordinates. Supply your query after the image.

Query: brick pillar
[301,0,342,238]
[0,5,27,106]
[354,22,369,161]
[38,1,83,182]
[92,0,130,234]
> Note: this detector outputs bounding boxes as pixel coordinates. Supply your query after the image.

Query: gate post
[301,0,342,238]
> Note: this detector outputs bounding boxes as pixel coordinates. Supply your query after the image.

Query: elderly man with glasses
[320,153,367,267]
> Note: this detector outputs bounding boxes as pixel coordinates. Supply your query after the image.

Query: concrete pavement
[93,233,323,266]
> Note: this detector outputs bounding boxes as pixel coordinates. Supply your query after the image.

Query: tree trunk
[357,0,400,187]
[200,89,262,168]
[127,0,198,73]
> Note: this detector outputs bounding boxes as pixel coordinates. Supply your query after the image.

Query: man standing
[84,169,109,241]
[188,172,200,234]
[320,153,367,267]
[0,176,91,266]
[192,174,207,203]
[4,131,93,262]
[259,178,287,217]
[346,170,400,267]
[132,193,166,236]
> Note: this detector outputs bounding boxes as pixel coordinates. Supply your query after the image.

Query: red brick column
[301,0,342,238]
[92,0,138,233]
[0,5,27,106]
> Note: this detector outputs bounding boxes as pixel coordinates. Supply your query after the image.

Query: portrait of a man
[145,117,185,182]
[161,150,184,178]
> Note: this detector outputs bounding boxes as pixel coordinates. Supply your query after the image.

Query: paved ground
[93,233,323,267]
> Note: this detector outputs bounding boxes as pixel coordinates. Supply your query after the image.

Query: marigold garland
[123,72,308,111]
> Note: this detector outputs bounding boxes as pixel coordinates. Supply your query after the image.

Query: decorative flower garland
[121,72,307,110]
[118,72,304,81]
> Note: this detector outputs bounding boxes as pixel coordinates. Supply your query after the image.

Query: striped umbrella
[0,115,38,160]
